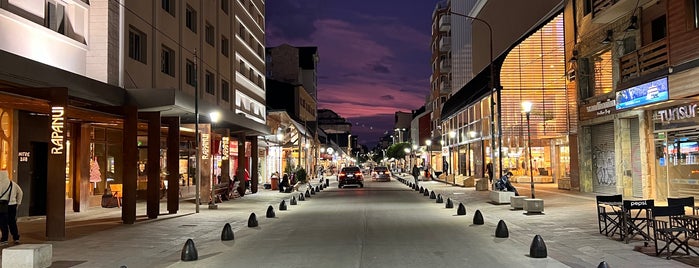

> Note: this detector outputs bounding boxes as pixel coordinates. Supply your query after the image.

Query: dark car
[338,166,363,188]
[372,166,391,181]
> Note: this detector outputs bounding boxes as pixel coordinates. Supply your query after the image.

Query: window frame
[186,5,197,33]
[221,0,229,14]
[205,71,215,95]
[186,60,196,87]
[162,0,175,17]
[221,36,229,57]
[161,45,175,77]
[205,22,215,46]
[128,26,147,64]
[221,80,230,102]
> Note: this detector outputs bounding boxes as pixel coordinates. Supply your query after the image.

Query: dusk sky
[266,0,437,148]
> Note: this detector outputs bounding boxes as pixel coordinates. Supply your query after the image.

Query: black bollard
[316,186,320,192]
[430,191,436,199]
[495,220,509,238]
[248,213,259,227]
[419,187,424,193]
[266,205,276,218]
[221,223,234,241]
[446,198,454,208]
[457,203,466,215]
[529,235,547,258]
[473,209,484,225]
[290,197,298,205]
[310,187,316,195]
[423,189,430,196]
[305,190,311,197]
[436,194,444,204]
[597,261,610,268]
[299,193,306,201]
[326,178,329,187]
[181,238,198,261]
[279,200,287,211]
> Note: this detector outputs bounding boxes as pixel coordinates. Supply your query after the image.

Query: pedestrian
[279,174,290,193]
[495,171,519,196]
[486,162,494,185]
[444,161,449,175]
[0,170,22,246]
[411,164,420,186]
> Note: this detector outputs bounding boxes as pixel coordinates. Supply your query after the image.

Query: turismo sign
[616,77,668,110]
[655,103,698,123]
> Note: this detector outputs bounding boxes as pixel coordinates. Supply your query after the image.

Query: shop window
[0,109,12,177]
[128,27,147,64]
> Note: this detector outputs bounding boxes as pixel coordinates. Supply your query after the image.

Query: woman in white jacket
[0,170,22,246]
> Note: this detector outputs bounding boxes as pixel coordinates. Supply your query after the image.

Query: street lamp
[448,11,502,181]
[448,131,456,177]
[208,111,220,209]
[425,139,432,179]
[522,101,535,198]
[404,148,411,171]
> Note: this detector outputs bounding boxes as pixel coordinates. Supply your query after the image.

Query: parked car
[372,166,391,181]
[338,166,364,188]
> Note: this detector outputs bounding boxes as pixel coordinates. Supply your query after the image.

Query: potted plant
[295,168,308,184]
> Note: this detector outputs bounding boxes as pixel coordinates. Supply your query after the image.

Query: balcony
[440,80,452,94]
[439,15,451,31]
[592,0,652,23]
[440,58,451,72]
[619,39,668,83]
[439,36,451,52]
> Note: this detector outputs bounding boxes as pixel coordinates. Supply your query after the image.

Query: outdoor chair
[622,199,654,244]
[668,197,699,239]
[651,205,699,259]
[596,194,623,239]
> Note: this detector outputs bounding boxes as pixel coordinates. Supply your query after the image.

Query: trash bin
[271,177,279,190]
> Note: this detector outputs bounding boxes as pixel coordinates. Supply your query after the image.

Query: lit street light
[208,111,221,209]
[425,139,432,179]
[522,101,535,198]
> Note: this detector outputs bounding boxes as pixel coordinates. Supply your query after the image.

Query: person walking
[0,170,22,246]
[411,164,420,187]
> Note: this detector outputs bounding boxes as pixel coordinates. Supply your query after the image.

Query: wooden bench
[2,244,52,268]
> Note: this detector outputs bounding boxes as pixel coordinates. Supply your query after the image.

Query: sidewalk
[394,173,697,267]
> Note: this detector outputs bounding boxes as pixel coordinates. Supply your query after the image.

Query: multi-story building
[570,0,699,201]
[0,0,268,240]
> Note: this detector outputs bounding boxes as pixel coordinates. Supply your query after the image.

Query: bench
[490,190,515,204]
[475,179,489,191]
[524,198,544,213]
[510,196,527,210]
[2,244,52,268]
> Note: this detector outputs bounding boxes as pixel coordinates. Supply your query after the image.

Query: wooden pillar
[122,105,138,224]
[163,117,180,214]
[199,124,212,204]
[74,123,91,212]
[251,137,259,193]
[46,90,68,240]
[221,129,231,184]
[236,133,246,197]
[140,112,161,219]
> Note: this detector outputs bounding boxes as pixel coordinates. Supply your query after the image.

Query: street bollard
[419,187,424,193]
[446,198,454,208]
[597,261,610,268]
[266,205,276,218]
[290,197,297,205]
[248,213,259,227]
[457,203,466,215]
[495,220,509,238]
[221,223,234,241]
[180,239,198,261]
[423,189,430,196]
[305,189,311,197]
[436,194,443,204]
[310,187,316,195]
[279,200,287,211]
[430,191,436,199]
[473,210,484,225]
[529,235,547,258]
[299,193,306,201]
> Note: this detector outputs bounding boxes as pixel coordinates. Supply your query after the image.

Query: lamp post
[449,130,456,179]
[425,139,432,179]
[522,101,535,198]
[194,49,200,213]
[208,111,220,209]
[447,11,501,180]
[404,148,410,172]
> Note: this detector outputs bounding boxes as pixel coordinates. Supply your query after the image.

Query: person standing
[486,162,494,186]
[411,164,420,187]
[0,170,21,246]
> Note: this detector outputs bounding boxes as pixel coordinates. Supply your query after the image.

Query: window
[205,23,215,46]
[205,71,215,95]
[46,1,66,34]
[249,67,254,79]
[221,0,229,14]
[239,24,246,39]
[221,80,230,102]
[186,60,196,86]
[257,74,262,86]
[239,60,245,72]
[161,46,175,76]
[221,36,229,57]
[186,5,197,33]
[651,15,667,42]
[162,0,175,17]
[694,0,699,28]
[128,27,147,63]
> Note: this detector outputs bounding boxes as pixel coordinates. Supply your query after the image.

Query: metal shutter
[592,123,616,194]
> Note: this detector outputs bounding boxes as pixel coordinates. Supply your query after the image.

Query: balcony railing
[440,80,451,94]
[619,39,668,83]
[440,59,451,72]
[439,15,451,31]
[439,37,451,52]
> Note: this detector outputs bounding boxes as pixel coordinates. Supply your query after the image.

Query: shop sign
[615,77,669,110]
[50,106,64,155]
[221,137,230,160]
[230,139,238,156]
[18,151,30,162]
[201,133,210,159]
[655,103,697,123]
[580,99,616,121]
[442,147,449,155]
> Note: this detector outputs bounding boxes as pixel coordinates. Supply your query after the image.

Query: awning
[128,88,270,136]
[290,119,308,137]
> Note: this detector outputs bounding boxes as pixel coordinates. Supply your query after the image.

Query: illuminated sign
[50,106,64,155]
[221,137,230,160]
[656,103,697,123]
[18,151,30,162]
[201,133,210,159]
[615,77,668,110]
